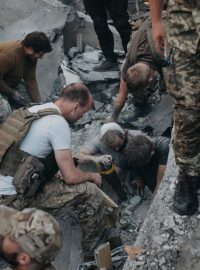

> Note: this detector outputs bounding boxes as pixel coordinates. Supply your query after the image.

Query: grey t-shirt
[85,130,143,167]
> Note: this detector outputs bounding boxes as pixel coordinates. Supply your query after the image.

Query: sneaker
[93,59,119,72]
[173,174,199,215]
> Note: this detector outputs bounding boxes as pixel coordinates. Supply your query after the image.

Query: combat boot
[173,174,199,215]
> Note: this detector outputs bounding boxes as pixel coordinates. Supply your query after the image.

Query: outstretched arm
[55,149,102,186]
[107,79,128,122]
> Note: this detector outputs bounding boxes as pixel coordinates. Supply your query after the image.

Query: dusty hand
[132,177,144,197]
[94,155,113,166]
[91,173,102,187]
[105,115,116,123]
[152,21,166,56]
[11,91,25,101]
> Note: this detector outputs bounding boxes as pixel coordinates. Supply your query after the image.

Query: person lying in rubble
[77,122,143,199]
[0,205,62,270]
[107,14,168,123]
[0,83,120,263]
[0,31,52,124]
[121,134,170,198]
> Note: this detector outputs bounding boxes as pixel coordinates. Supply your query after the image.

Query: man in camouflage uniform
[0,205,62,270]
[0,83,119,261]
[149,0,200,215]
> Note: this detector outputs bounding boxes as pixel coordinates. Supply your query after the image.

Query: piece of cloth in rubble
[0,205,62,264]
[0,102,71,195]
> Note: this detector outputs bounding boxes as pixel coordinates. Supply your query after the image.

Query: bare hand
[91,173,102,187]
[105,115,116,123]
[132,177,144,197]
[11,91,25,101]
[152,21,166,56]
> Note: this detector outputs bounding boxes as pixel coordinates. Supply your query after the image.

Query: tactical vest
[0,106,60,176]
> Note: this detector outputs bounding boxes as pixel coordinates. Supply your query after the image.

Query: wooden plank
[95,242,112,269]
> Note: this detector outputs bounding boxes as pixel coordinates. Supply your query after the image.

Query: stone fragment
[82,51,101,64]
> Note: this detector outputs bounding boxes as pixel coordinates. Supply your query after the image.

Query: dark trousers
[83,0,131,59]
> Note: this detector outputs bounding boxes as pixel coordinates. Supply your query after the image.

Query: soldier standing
[149,0,200,215]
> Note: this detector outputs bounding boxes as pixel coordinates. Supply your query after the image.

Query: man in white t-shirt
[0,83,119,261]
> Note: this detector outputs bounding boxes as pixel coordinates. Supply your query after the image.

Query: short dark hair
[125,135,154,166]
[22,31,52,53]
[60,83,91,107]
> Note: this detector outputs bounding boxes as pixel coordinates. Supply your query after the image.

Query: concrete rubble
[1,0,200,270]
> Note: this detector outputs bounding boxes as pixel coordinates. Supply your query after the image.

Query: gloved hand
[94,155,113,167]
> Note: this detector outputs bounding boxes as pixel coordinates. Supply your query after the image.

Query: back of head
[22,31,52,53]
[0,207,62,264]
[126,62,151,94]
[125,135,154,166]
[100,122,124,145]
[60,83,91,107]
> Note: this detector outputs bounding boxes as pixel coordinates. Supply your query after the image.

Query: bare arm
[0,54,16,98]
[55,149,102,186]
[152,164,166,198]
[149,0,166,55]
[108,79,128,122]
[77,147,99,164]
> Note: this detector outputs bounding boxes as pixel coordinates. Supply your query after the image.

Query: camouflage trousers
[0,179,116,257]
[0,82,32,124]
[165,47,200,176]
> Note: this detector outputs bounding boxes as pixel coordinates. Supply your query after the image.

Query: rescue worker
[0,205,62,270]
[0,31,52,123]
[0,83,119,261]
[83,0,131,71]
[123,134,170,197]
[77,122,142,198]
[108,15,167,123]
[149,0,200,215]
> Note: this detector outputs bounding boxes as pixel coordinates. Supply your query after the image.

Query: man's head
[125,135,154,166]
[126,62,153,95]
[0,206,62,269]
[55,83,93,123]
[101,123,126,151]
[22,31,52,60]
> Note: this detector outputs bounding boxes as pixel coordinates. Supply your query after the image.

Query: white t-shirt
[0,103,71,195]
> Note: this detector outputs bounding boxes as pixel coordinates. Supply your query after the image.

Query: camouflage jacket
[167,0,200,54]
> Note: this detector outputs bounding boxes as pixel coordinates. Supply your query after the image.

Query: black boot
[93,59,118,72]
[173,174,199,215]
